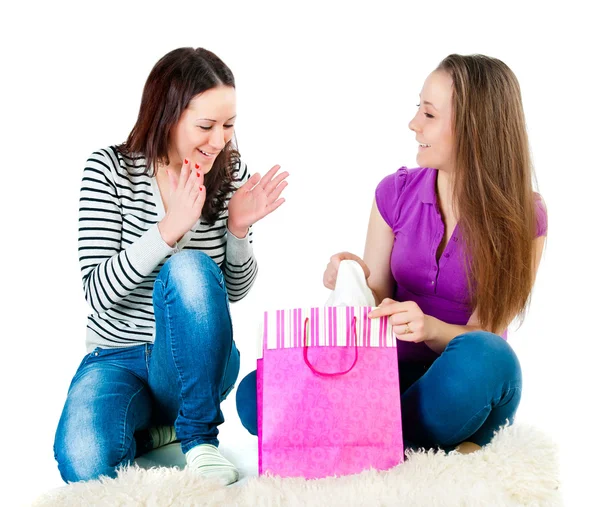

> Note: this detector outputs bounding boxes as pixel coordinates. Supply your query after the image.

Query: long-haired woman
[54,47,288,485]
[237,54,547,455]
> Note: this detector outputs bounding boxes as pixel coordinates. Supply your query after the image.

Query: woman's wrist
[425,316,470,354]
[158,219,178,247]
[227,222,249,239]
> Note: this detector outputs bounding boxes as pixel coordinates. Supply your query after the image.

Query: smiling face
[168,85,237,173]
[408,70,455,172]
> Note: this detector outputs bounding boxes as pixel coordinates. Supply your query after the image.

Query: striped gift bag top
[259,306,395,353]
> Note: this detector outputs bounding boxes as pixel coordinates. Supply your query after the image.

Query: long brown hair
[437,54,542,332]
[118,47,240,225]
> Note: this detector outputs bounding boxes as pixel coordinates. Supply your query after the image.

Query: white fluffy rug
[33,424,562,507]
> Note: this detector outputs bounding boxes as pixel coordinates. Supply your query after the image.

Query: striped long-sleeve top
[78,146,258,352]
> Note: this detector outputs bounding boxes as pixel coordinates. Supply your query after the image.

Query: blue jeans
[54,251,240,483]
[236,331,521,450]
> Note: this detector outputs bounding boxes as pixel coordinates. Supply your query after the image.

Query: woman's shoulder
[376,166,432,199]
[85,146,149,182]
[82,146,152,202]
[533,191,546,207]
[533,192,548,238]
[375,166,432,229]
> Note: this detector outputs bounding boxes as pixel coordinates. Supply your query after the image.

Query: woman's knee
[404,332,522,447]
[428,331,522,406]
[54,409,129,483]
[160,250,221,282]
[154,250,226,307]
[448,331,521,383]
[54,368,140,483]
[236,370,258,436]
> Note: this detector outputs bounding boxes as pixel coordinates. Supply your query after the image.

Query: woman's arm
[222,227,258,302]
[423,234,547,354]
[79,149,175,314]
[363,198,396,306]
[223,161,259,302]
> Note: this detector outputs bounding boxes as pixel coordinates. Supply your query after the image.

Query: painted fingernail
[195,163,199,169]
[184,158,189,165]
[199,187,204,191]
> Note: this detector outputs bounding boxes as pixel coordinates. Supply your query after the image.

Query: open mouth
[418,143,431,148]
[198,149,216,158]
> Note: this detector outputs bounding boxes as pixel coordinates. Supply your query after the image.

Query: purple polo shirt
[375,167,548,363]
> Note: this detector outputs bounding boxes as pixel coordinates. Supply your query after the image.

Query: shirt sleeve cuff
[127,223,176,276]
[226,227,253,265]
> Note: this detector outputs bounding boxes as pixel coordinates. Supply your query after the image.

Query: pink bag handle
[303,316,358,377]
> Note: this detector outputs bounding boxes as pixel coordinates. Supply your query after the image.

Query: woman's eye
[198,125,234,130]
[417,104,434,118]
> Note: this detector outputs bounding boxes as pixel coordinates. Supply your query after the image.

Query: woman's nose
[408,114,420,133]
[209,127,226,150]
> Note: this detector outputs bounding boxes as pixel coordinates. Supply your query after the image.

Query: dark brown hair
[118,47,240,225]
[436,54,543,333]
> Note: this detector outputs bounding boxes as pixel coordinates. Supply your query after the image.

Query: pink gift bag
[257,306,403,479]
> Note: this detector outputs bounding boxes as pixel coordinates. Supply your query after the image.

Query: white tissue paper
[325,259,376,307]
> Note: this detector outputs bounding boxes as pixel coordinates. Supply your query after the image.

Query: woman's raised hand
[227,165,288,237]
[158,158,206,247]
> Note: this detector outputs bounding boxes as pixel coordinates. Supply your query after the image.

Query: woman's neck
[435,169,457,219]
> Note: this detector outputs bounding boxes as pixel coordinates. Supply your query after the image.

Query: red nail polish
[199,187,203,191]
[195,163,199,169]
[184,158,189,165]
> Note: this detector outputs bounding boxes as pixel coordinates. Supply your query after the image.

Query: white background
[1,1,598,505]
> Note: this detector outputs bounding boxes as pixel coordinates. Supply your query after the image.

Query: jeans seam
[218,332,237,398]
[119,384,146,461]
[445,404,491,445]
[220,351,239,400]
[496,384,522,407]
[158,278,187,421]
[220,346,232,397]
[145,344,153,373]
[211,276,235,397]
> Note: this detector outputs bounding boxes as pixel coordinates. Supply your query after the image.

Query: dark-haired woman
[54,47,288,485]
[237,54,547,455]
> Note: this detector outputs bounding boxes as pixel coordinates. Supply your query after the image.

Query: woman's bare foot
[455,441,482,454]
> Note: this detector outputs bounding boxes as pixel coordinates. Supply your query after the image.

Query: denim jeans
[54,251,240,483]
[236,331,521,450]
